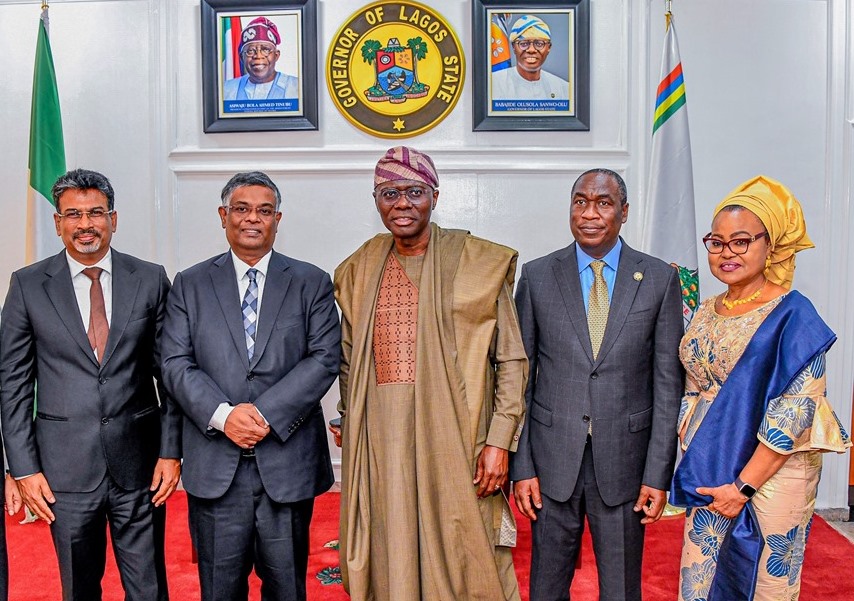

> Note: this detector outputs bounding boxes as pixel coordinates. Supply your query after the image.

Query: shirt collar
[576,238,622,273]
[66,248,113,278]
[231,250,272,280]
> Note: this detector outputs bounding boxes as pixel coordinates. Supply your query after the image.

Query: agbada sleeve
[486,280,528,452]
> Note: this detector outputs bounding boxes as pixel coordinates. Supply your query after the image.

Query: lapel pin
[633,272,643,282]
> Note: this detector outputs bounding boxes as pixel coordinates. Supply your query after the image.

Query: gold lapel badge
[633,272,643,282]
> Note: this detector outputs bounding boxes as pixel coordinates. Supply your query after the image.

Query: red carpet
[6,491,854,599]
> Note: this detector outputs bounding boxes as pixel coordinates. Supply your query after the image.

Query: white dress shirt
[209,251,273,432]
[66,250,113,358]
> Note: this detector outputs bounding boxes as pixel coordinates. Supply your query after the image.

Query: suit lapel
[43,251,99,367]
[595,243,644,367]
[100,251,139,367]
[552,243,595,364]
[210,252,250,370]
[250,252,292,367]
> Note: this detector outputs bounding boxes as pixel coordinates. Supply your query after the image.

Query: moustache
[73,229,101,240]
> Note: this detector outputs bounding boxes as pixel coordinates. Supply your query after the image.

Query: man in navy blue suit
[161,171,340,601]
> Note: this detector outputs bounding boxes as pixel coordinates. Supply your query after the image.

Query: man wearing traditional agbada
[333,146,528,600]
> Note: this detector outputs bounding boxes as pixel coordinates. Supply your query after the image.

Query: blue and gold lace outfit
[677,295,850,601]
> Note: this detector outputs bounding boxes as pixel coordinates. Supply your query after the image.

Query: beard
[72,228,103,255]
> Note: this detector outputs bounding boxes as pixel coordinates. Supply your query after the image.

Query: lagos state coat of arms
[326,1,464,138]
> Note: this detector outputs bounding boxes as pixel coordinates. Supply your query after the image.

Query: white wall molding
[813,0,853,509]
[167,147,632,175]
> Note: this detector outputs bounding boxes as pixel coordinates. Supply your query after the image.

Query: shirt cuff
[254,406,269,427]
[486,414,521,451]
[209,403,234,432]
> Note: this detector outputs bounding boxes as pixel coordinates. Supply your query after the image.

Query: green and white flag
[27,4,65,263]
[643,13,698,328]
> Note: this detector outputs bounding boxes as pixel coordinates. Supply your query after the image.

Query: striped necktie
[588,260,609,360]
[242,268,258,361]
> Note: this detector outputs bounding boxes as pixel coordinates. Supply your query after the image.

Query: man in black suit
[0,169,182,600]
[161,171,340,601]
[511,169,684,601]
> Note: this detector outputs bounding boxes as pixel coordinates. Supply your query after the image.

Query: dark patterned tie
[242,268,259,361]
[83,267,109,363]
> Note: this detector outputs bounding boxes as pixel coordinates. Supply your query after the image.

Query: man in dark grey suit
[0,169,182,600]
[161,171,340,601]
[511,169,684,601]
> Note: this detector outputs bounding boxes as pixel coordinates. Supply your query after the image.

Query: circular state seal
[326,1,465,138]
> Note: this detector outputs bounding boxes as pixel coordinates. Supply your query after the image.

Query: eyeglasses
[374,186,434,205]
[226,205,278,219]
[241,45,276,57]
[514,39,549,51]
[56,208,114,222]
[702,231,768,255]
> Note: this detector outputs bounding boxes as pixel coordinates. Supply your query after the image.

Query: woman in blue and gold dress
[670,176,851,601]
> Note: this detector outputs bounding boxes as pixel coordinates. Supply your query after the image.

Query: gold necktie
[588,260,609,360]
[83,267,109,363]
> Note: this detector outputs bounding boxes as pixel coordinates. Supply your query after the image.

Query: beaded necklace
[721,280,766,310]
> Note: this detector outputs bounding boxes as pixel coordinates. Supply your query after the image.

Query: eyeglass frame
[240,44,277,58]
[513,39,550,51]
[224,204,279,219]
[55,208,115,222]
[702,231,769,255]
[373,185,436,206]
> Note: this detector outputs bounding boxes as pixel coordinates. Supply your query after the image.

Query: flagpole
[26,0,66,263]
[649,0,695,519]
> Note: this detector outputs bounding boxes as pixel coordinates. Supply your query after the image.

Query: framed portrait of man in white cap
[201,0,318,132]
[472,0,589,131]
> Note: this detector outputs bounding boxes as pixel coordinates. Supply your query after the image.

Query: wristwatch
[734,476,757,499]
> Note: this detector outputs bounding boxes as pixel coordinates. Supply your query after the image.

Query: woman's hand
[696,483,749,519]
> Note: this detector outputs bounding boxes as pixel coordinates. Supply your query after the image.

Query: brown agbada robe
[334,225,528,601]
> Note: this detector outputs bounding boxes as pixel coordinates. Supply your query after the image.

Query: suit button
[101,417,109,425]
[590,372,598,380]
[99,377,107,385]
[247,372,254,381]
[582,415,590,422]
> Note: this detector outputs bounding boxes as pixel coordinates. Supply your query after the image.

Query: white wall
[0,0,852,508]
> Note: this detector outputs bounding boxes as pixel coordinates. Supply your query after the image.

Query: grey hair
[572,168,628,206]
[221,171,282,210]
[52,168,115,211]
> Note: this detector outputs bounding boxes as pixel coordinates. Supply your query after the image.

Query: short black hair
[221,171,282,210]
[52,169,115,211]
[572,168,628,205]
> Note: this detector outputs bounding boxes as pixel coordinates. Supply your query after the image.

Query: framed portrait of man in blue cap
[472,0,590,131]
[201,0,318,132]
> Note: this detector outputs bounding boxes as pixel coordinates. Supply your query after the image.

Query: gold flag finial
[665,0,672,29]
[42,1,49,10]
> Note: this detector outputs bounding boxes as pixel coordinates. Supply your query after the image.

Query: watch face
[736,478,757,498]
